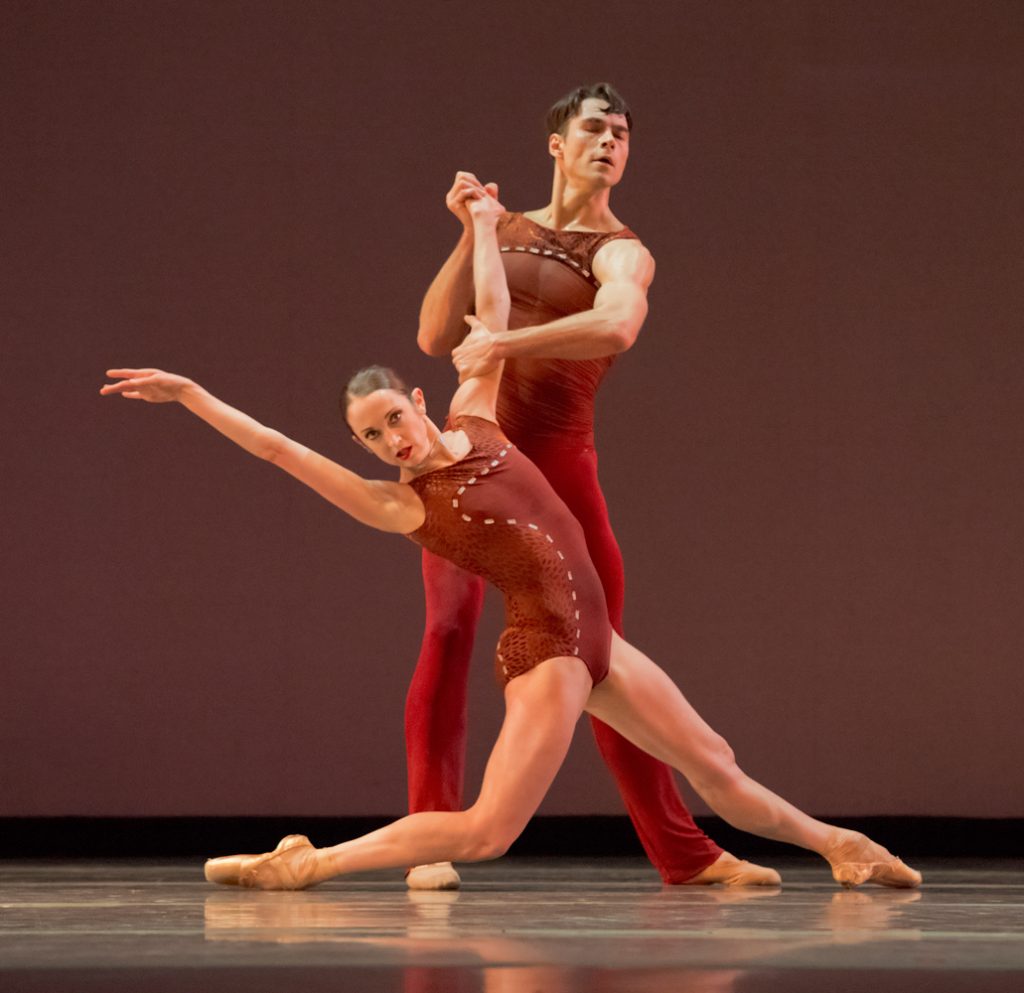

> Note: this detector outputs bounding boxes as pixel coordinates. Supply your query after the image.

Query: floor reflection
[203,881,924,991]
[205,887,751,991]
[824,888,923,942]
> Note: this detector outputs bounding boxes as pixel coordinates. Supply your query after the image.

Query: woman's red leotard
[407,415,611,686]
[405,213,723,883]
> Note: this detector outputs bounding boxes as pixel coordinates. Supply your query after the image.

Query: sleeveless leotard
[407,415,611,686]
[495,212,638,448]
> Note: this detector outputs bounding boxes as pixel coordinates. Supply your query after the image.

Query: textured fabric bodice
[495,213,638,450]
[406,415,611,684]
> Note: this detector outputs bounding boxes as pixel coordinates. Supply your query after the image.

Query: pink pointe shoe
[825,829,922,889]
[204,834,322,891]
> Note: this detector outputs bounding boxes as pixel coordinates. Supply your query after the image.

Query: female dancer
[100,191,921,892]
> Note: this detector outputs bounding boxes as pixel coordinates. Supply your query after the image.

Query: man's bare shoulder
[593,237,655,287]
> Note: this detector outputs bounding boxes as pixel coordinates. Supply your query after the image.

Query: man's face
[551,96,631,188]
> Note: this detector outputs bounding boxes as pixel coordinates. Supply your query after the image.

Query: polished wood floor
[2,857,1022,991]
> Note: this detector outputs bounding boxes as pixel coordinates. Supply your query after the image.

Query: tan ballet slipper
[824,828,922,889]
[405,861,462,891]
[204,834,316,889]
[683,851,782,887]
[240,837,324,891]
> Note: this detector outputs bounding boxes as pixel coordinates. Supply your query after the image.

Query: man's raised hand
[452,317,502,382]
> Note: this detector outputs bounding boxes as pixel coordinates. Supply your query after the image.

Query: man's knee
[422,582,484,642]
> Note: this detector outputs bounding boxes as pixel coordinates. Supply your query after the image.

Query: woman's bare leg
[206,657,592,889]
[586,634,921,886]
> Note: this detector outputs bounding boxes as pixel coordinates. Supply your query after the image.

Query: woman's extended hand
[100,368,195,402]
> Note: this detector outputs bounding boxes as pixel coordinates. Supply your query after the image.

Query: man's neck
[533,173,621,232]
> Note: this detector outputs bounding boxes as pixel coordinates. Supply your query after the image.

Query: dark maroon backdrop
[2,0,1021,819]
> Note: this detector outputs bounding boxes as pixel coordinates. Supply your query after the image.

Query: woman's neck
[401,419,468,480]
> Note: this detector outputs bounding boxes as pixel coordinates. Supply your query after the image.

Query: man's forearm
[417,231,476,356]
[492,306,638,361]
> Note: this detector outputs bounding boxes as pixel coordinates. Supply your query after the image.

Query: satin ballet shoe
[824,829,922,889]
[405,862,462,891]
[683,851,782,887]
[204,834,317,889]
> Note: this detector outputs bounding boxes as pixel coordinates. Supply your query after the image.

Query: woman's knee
[692,733,741,792]
[457,816,520,862]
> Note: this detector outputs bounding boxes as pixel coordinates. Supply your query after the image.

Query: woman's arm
[447,195,508,423]
[100,369,425,534]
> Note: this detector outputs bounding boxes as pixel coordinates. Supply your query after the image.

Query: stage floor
[1,857,1022,991]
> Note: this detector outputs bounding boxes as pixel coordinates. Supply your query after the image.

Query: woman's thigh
[584,633,730,781]
[468,657,593,841]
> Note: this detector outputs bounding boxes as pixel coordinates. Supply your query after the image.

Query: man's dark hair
[545,82,632,137]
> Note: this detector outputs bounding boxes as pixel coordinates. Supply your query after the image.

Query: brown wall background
[2,0,1021,819]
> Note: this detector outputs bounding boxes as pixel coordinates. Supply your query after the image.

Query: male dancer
[407,83,778,889]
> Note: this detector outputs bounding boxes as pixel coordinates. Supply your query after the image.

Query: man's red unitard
[404,212,723,883]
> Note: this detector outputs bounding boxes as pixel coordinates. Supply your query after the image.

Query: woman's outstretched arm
[100,369,424,533]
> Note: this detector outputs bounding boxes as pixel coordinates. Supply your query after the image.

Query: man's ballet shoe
[683,851,782,887]
[824,829,922,889]
[204,834,318,889]
[405,862,462,891]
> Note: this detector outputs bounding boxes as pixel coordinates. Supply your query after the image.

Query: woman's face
[348,388,431,467]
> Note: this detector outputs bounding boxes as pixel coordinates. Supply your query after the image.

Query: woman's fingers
[100,379,135,395]
[100,372,158,396]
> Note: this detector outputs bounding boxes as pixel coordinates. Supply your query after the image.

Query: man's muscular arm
[417,233,475,356]
[451,239,655,375]
[416,171,498,357]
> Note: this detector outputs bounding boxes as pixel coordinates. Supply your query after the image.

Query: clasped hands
[446,170,500,228]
